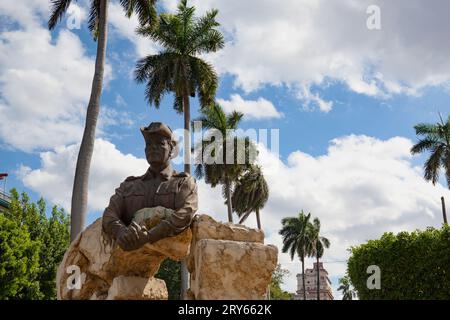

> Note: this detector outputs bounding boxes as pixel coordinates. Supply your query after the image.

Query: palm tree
[134,1,223,298]
[232,165,269,229]
[411,114,450,187]
[135,0,224,175]
[279,211,314,300]
[411,114,450,224]
[193,103,257,222]
[310,217,330,300]
[337,276,356,300]
[48,0,157,242]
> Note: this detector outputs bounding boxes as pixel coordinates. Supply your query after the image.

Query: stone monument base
[56,210,278,300]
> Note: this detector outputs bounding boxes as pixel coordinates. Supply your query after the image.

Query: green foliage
[0,189,70,299]
[48,0,158,39]
[155,259,181,300]
[194,103,258,221]
[310,218,330,260]
[337,275,357,300]
[410,114,450,187]
[279,211,314,261]
[347,226,450,300]
[269,264,293,300]
[0,214,41,299]
[280,212,331,300]
[135,0,224,109]
[232,165,269,226]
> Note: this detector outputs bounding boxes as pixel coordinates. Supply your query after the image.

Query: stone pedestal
[56,212,278,300]
[187,215,278,300]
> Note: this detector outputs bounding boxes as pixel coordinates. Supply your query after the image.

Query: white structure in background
[294,262,334,300]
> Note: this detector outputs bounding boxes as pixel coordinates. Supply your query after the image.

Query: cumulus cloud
[108,1,160,58]
[159,0,450,111]
[18,134,450,296]
[252,134,449,294]
[18,139,148,212]
[217,94,283,120]
[0,0,113,152]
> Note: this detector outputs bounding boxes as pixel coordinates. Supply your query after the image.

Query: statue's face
[145,134,172,166]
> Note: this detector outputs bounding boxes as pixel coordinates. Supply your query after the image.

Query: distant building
[0,173,10,211]
[294,262,334,300]
[0,190,10,211]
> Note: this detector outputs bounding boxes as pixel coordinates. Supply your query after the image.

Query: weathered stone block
[106,276,168,300]
[190,239,278,300]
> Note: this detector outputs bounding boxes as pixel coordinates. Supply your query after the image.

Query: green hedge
[347,226,450,300]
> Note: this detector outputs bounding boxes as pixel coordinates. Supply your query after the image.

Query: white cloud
[159,0,450,112]
[108,1,160,58]
[252,134,449,295]
[0,1,112,152]
[0,0,49,28]
[19,134,450,297]
[18,139,148,212]
[218,94,283,120]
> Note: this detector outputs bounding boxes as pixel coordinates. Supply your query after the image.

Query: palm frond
[414,123,440,137]
[227,111,244,130]
[138,13,183,51]
[48,0,72,30]
[189,9,224,55]
[120,0,157,27]
[134,52,176,107]
[88,0,100,40]
[424,144,445,184]
[189,57,218,108]
[410,138,440,155]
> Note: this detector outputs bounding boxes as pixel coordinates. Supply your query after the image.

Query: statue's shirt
[102,165,198,240]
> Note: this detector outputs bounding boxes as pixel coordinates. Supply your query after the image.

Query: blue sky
[1,0,450,297]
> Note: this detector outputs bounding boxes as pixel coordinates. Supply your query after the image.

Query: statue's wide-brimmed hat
[140,122,179,159]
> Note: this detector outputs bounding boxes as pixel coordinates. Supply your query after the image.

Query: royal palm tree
[337,276,356,300]
[135,0,224,175]
[411,114,450,188]
[232,165,269,229]
[48,0,157,242]
[194,103,257,222]
[279,211,314,300]
[310,217,330,300]
[134,1,223,297]
[411,114,450,224]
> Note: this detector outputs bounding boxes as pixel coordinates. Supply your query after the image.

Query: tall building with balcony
[294,262,334,300]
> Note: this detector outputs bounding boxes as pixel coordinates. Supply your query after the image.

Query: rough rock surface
[191,215,264,243]
[57,212,278,300]
[187,215,278,300]
[56,207,191,300]
[106,276,168,300]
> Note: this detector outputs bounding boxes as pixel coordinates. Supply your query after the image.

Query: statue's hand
[117,222,149,251]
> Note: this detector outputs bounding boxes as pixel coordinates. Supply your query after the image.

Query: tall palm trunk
[442,196,448,225]
[70,0,109,242]
[225,176,233,223]
[180,67,191,299]
[255,208,261,229]
[316,255,320,300]
[301,255,306,300]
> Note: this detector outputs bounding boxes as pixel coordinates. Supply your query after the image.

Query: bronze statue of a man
[102,122,198,251]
